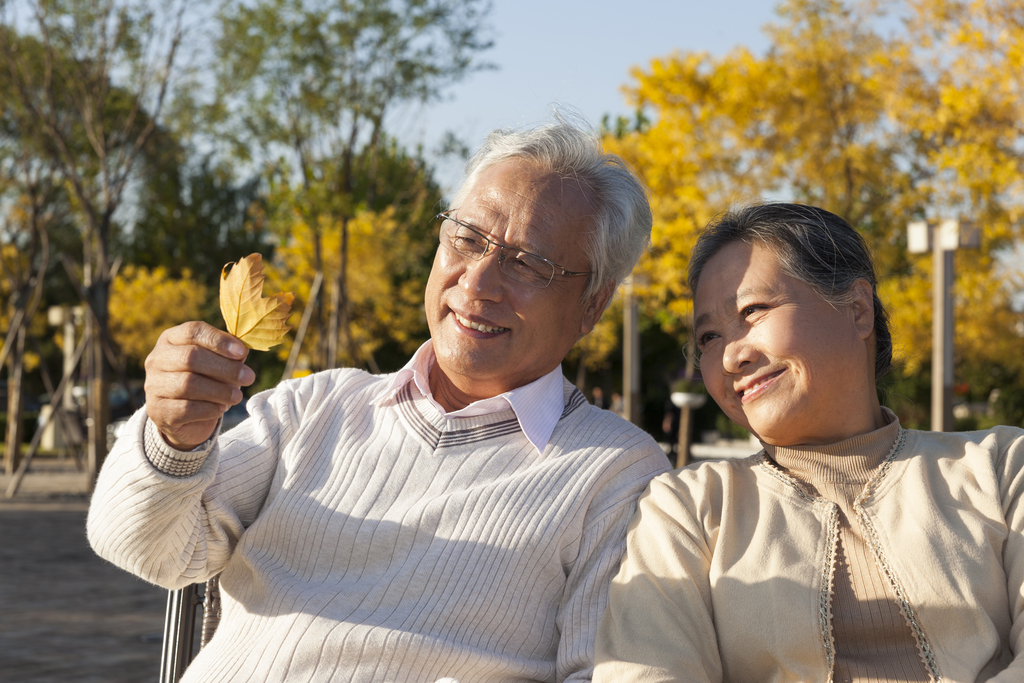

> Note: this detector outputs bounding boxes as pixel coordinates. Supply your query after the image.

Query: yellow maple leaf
[219,254,294,351]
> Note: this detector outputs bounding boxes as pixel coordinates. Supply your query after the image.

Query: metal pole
[932,243,955,431]
[675,350,698,468]
[63,307,76,414]
[623,280,641,425]
[160,584,202,683]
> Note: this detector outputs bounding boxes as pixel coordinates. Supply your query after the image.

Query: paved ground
[0,459,168,682]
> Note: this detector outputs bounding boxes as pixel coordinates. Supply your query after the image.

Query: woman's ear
[850,279,876,340]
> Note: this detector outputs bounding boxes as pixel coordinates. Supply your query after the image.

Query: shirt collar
[377,340,566,455]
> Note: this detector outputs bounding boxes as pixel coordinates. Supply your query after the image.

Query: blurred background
[2,0,1024,680]
[2,0,1023,482]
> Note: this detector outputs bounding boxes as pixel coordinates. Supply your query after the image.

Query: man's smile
[454,311,509,334]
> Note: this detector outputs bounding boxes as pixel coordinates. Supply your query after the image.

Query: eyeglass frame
[435,210,592,288]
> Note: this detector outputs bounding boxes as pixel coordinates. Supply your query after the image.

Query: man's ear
[850,278,876,340]
[580,281,616,336]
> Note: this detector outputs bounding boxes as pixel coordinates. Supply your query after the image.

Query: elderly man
[88,119,669,682]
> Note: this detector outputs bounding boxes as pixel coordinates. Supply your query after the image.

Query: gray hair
[688,203,894,380]
[449,118,652,303]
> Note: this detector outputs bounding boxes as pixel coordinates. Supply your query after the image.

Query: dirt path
[0,496,166,682]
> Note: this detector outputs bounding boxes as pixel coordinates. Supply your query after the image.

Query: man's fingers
[141,320,257,450]
[161,321,248,361]
[148,343,254,388]
[146,322,255,389]
[145,368,245,408]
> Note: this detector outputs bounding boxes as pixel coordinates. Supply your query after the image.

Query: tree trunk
[82,236,112,480]
[325,214,350,369]
[339,215,351,363]
[4,325,26,475]
[88,273,110,477]
[309,203,327,371]
[326,276,340,370]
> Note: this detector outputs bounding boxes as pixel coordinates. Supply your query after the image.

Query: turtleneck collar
[763,407,901,487]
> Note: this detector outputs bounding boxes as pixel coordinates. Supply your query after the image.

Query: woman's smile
[738,369,786,403]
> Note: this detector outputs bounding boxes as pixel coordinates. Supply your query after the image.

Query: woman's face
[693,240,881,446]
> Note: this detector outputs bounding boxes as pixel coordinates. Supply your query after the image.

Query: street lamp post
[907,219,979,432]
[623,276,641,425]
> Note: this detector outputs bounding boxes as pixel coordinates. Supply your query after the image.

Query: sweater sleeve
[593,472,723,683]
[989,427,1024,682]
[86,378,307,589]
[556,442,670,683]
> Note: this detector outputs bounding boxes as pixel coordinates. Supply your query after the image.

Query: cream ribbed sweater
[87,369,669,682]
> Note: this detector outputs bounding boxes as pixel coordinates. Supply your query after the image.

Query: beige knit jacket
[595,424,1024,683]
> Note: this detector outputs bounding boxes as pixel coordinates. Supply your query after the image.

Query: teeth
[742,372,779,396]
[455,313,508,334]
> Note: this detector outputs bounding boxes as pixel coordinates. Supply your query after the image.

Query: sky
[388,0,780,194]
[386,0,1024,300]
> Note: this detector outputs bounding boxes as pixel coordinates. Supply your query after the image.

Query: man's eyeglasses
[435,210,591,289]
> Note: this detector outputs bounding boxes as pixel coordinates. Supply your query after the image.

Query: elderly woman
[594,203,1024,682]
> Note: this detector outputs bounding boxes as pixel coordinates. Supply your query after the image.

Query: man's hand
[143,321,256,451]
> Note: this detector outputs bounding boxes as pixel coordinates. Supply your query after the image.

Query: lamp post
[622,275,641,425]
[907,219,979,431]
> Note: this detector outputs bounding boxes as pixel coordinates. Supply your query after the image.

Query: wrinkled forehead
[467,157,594,205]
[457,159,597,256]
[692,240,785,322]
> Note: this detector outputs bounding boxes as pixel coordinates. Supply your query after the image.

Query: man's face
[425,158,610,405]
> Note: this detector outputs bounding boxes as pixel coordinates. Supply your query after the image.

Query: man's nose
[459,249,505,300]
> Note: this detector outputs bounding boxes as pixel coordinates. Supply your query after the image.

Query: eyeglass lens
[440,218,554,287]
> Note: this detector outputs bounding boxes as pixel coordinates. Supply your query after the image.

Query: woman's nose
[722,335,759,374]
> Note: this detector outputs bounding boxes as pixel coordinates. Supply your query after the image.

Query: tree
[606,0,1024,427]
[264,137,442,376]
[0,202,51,473]
[109,265,209,366]
[208,0,492,370]
[887,0,1024,421]
[120,155,270,291]
[0,26,68,472]
[0,0,191,474]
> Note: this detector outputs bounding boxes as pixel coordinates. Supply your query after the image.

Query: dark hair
[688,203,893,380]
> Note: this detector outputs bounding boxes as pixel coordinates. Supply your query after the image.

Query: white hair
[449,117,652,303]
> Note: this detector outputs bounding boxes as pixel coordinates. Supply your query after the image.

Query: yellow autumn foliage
[1,240,44,373]
[569,297,624,373]
[606,0,1024,394]
[268,204,432,367]
[109,266,210,364]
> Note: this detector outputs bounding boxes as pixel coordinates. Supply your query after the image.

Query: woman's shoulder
[899,424,1024,483]
[675,451,764,477]
[645,453,765,501]
[903,424,1024,455]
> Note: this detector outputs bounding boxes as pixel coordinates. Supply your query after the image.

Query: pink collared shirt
[375,341,566,456]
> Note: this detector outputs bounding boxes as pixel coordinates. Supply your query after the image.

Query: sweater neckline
[763,408,901,487]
